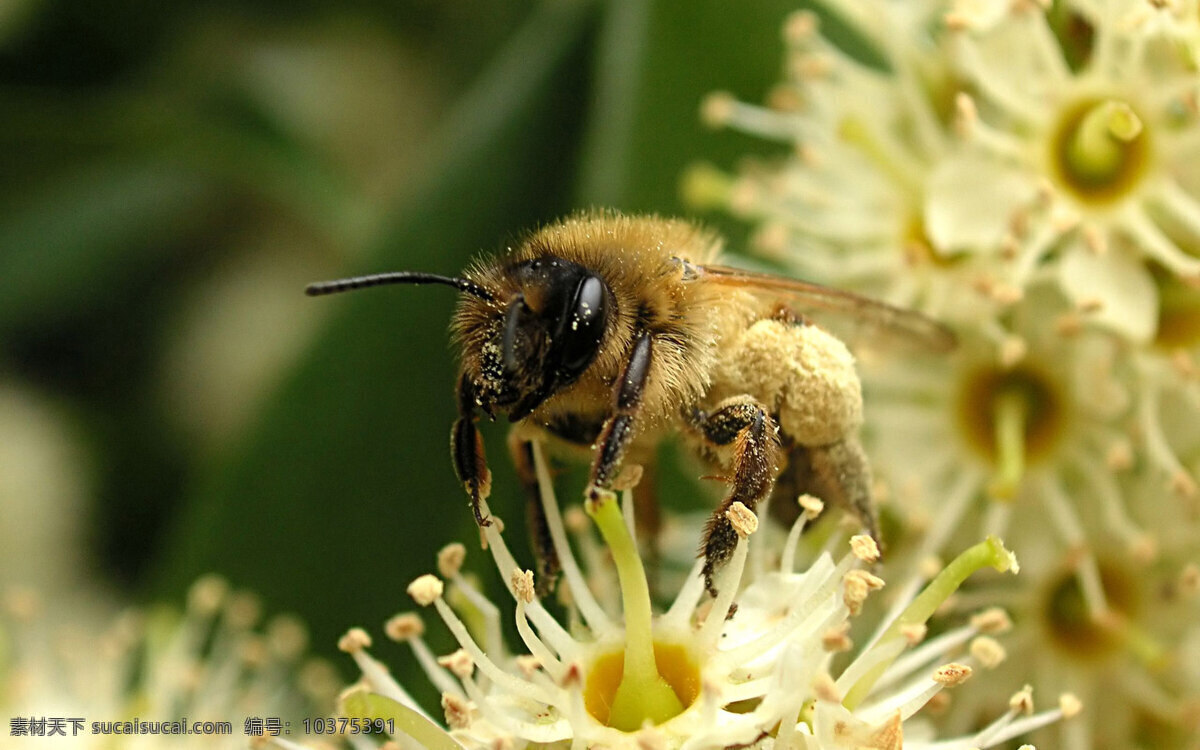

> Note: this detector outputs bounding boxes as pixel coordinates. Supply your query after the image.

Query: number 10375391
[302,717,394,735]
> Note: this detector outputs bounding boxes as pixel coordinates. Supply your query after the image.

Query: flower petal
[1058,241,1159,342]
[925,154,1036,254]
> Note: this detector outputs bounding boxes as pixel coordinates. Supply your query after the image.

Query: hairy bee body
[308,211,949,594]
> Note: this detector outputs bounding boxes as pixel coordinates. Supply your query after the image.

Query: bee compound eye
[554,275,608,379]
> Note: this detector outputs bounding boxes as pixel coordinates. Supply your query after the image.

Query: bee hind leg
[508,433,561,597]
[806,437,879,544]
[770,438,880,547]
[690,396,782,597]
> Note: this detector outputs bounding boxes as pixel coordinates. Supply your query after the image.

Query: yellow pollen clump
[726,501,759,538]
[851,534,881,563]
[712,319,862,446]
[437,649,474,679]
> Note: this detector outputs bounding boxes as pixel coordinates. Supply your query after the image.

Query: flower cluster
[313,442,1077,750]
[692,0,1200,747]
[2,577,340,749]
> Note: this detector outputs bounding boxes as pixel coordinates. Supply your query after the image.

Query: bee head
[305,260,611,423]
[464,257,611,422]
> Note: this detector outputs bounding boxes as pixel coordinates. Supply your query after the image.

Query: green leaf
[0,162,212,334]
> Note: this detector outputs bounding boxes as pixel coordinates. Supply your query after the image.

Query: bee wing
[699,264,958,354]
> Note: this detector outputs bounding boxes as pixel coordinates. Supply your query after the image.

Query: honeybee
[307,213,954,595]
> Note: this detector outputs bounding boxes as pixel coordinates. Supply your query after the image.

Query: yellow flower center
[1042,561,1139,661]
[957,365,1066,499]
[584,641,701,729]
[583,490,692,730]
[1049,97,1152,206]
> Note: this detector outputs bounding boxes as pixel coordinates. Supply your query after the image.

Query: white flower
[937,470,1200,749]
[330,442,1069,750]
[2,576,339,749]
[694,0,1200,343]
[687,3,1009,327]
[695,5,1200,745]
[867,287,1147,556]
[691,0,1200,513]
[859,283,1200,747]
[937,0,1200,344]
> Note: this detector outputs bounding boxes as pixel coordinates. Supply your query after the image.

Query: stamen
[917,465,986,561]
[531,443,613,634]
[385,614,464,699]
[1038,474,1110,617]
[714,570,844,671]
[698,533,753,649]
[873,623,982,695]
[1120,208,1200,279]
[779,495,816,574]
[1138,381,1199,497]
[662,558,707,630]
[842,537,1017,709]
[425,596,558,705]
[1068,447,1148,555]
[338,630,428,715]
[475,498,575,658]
[971,693,1082,747]
[513,586,565,681]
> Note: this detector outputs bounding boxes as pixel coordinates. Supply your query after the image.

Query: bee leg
[450,373,493,527]
[805,437,879,544]
[587,331,654,496]
[692,396,781,597]
[508,432,561,597]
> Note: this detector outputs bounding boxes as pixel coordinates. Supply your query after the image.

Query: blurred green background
[1,0,804,709]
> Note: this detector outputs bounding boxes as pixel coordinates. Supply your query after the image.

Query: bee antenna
[305,272,494,302]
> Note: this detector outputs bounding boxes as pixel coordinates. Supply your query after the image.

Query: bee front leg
[508,432,561,596]
[450,373,492,527]
[690,396,782,597]
[587,331,654,497]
